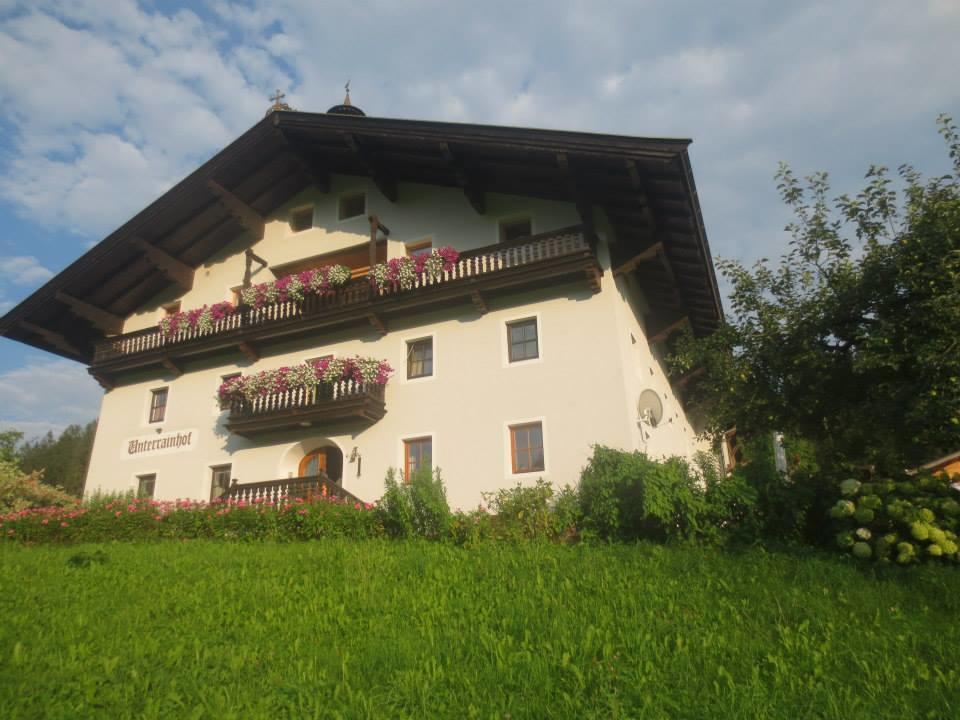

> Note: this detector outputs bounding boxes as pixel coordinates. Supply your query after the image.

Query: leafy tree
[19,421,97,497]
[673,116,960,473]
[0,430,23,466]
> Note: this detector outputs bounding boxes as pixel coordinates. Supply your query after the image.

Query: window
[149,388,168,423]
[219,373,240,410]
[137,474,156,499]
[499,217,531,244]
[403,437,432,482]
[406,239,433,257]
[338,192,366,221]
[507,318,539,362]
[510,422,544,474]
[406,337,433,379]
[210,465,232,501]
[289,206,313,233]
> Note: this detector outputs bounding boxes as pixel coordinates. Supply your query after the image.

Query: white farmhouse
[0,93,723,509]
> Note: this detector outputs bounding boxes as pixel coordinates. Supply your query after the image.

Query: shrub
[830,470,960,564]
[0,463,78,513]
[377,466,450,540]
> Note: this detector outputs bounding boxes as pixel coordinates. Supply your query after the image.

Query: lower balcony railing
[224,379,386,438]
[91,226,599,375]
[219,472,362,504]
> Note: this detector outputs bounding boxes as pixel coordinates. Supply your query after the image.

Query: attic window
[499,218,531,244]
[289,206,313,233]
[338,193,366,221]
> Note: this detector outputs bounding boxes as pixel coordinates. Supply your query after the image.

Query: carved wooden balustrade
[90,226,599,374]
[219,472,362,504]
[224,379,386,437]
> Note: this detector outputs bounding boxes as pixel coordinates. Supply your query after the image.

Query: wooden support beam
[367,215,389,269]
[161,355,183,377]
[54,291,123,335]
[238,341,259,362]
[649,315,690,343]
[206,180,265,237]
[613,241,664,276]
[470,289,488,315]
[367,312,387,335]
[440,142,485,214]
[19,321,83,357]
[673,366,705,390]
[273,126,331,193]
[130,236,194,290]
[342,133,397,202]
[243,249,269,289]
[90,372,114,392]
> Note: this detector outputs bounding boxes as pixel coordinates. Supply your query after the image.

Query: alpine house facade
[0,95,723,509]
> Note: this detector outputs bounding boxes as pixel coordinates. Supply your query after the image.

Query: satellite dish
[637,389,664,428]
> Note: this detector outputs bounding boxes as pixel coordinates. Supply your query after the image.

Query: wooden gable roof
[0,110,723,362]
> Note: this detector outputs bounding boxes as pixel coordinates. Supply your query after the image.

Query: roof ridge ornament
[343,80,352,106]
[266,88,293,116]
[327,81,366,117]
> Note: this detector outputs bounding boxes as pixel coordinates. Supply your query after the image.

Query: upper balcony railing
[91,226,599,372]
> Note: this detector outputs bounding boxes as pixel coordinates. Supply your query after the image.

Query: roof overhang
[0,110,723,362]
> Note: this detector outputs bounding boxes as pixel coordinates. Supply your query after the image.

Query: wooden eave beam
[206,180,266,237]
[54,291,123,335]
[238,341,259,362]
[130,236,195,290]
[649,315,690,343]
[439,142,485,214]
[613,241,664,277]
[367,312,387,335]
[470,289,488,315]
[18,321,83,357]
[341,133,397,202]
[161,355,183,377]
[274,126,331,193]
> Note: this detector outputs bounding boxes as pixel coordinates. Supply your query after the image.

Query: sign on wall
[124,429,197,459]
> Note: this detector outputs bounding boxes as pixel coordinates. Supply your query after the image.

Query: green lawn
[0,541,957,719]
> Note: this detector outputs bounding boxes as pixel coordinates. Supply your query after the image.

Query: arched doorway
[298,446,344,482]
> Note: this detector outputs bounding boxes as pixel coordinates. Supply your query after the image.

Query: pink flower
[60,522,69,528]
[154,515,162,521]
[298,509,308,515]
[41,518,49,525]
[115,511,122,517]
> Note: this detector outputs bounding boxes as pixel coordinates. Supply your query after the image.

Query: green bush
[0,463,79,513]
[376,466,450,540]
[830,471,960,564]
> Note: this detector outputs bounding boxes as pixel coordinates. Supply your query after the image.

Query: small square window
[210,465,232,501]
[149,388,168,423]
[406,337,433,379]
[289,206,314,233]
[338,193,366,221]
[510,423,544,474]
[406,239,433,257]
[137,473,156,499]
[499,218,531,244]
[507,318,539,362]
[219,373,240,410]
[403,437,432,482]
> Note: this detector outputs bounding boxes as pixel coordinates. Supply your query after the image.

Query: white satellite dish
[637,389,664,428]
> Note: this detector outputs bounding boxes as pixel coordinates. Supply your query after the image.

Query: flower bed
[240,264,352,309]
[218,356,393,404]
[368,247,459,292]
[159,301,236,338]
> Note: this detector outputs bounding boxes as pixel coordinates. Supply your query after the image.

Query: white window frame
[501,311,543,367]
[133,471,159,498]
[400,332,436,384]
[144,385,171,427]
[503,417,548,480]
[398,432,436,481]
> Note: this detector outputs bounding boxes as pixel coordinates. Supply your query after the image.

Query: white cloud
[0,358,102,438]
[0,256,53,285]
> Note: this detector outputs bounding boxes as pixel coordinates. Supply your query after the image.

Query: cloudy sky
[0,0,958,438]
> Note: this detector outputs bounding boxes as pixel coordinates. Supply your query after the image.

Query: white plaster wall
[86,178,708,508]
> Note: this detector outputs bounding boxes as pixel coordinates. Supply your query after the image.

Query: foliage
[478,479,580,541]
[368,247,460,291]
[693,451,760,545]
[0,464,79,514]
[0,429,22,465]
[830,470,960,564]
[217,356,393,403]
[18,421,96,497]
[672,115,960,473]
[1,541,958,718]
[158,301,236,337]
[376,466,451,540]
[240,264,352,309]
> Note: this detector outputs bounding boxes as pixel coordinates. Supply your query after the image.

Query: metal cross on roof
[269,89,286,107]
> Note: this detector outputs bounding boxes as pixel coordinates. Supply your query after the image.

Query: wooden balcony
[89,226,600,378]
[220,472,362,504]
[224,379,386,438]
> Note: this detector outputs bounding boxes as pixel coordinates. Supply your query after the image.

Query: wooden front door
[299,449,328,478]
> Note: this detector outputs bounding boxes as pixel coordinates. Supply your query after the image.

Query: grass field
[0,541,957,719]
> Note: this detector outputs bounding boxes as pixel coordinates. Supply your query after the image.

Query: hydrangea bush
[240,264,352,309]
[218,356,393,405]
[830,472,960,564]
[159,301,236,338]
[368,247,459,292]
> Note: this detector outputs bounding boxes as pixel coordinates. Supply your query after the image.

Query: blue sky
[0,0,958,438]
